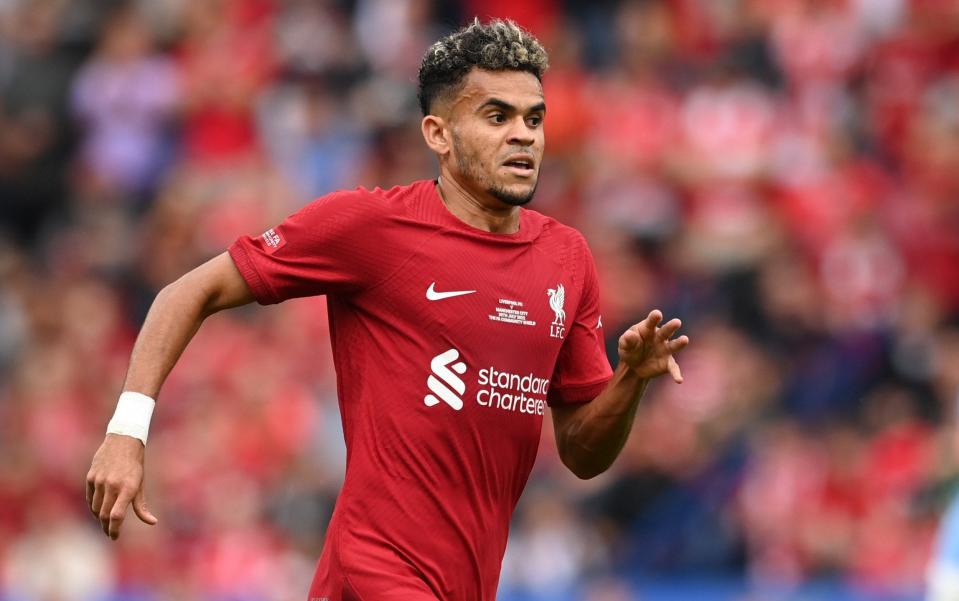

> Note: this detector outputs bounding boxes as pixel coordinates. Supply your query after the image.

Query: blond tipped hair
[417,18,549,115]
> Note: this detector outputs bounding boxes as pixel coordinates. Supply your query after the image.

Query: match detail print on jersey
[488,298,536,327]
[426,282,477,301]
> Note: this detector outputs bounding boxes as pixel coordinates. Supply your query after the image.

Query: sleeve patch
[261,228,285,252]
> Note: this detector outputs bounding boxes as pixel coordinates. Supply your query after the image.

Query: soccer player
[86,19,689,601]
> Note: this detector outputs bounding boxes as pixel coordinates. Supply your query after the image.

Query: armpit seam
[228,243,280,305]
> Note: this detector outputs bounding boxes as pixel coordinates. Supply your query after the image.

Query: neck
[436,171,520,234]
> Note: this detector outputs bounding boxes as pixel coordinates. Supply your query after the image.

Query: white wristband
[106,391,156,445]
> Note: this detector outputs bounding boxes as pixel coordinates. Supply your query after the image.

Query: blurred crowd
[1,0,958,599]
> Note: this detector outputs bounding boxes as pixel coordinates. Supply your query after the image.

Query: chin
[490,183,536,206]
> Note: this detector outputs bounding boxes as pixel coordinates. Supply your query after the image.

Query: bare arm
[122,252,255,396]
[551,310,688,479]
[86,252,255,539]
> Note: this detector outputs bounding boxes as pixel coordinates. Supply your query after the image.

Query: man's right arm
[85,252,255,540]
[122,252,255,397]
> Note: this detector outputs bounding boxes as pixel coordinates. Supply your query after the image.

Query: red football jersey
[228,179,612,601]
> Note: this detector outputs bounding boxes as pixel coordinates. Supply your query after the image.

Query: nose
[506,116,535,147]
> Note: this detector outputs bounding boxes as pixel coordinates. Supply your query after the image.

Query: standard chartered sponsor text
[476,367,549,416]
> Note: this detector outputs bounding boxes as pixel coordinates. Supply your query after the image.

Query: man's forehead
[455,68,544,110]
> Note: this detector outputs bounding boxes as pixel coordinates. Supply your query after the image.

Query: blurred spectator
[0,0,75,245]
[3,497,115,601]
[176,0,275,163]
[71,5,180,202]
[256,78,371,198]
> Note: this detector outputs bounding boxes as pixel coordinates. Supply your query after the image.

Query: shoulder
[525,207,588,245]
[525,208,593,265]
[296,180,425,225]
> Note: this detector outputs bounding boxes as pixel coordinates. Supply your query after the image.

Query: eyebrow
[478,98,547,114]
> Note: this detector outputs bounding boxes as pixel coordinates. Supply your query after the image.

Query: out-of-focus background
[1,0,958,599]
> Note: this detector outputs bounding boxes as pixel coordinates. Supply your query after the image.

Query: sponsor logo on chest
[424,348,549,416]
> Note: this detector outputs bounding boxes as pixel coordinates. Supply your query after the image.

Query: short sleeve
[228,190,392,305]
[547,242,613,406]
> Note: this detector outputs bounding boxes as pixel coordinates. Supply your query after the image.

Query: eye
[489,113,506,124]
[527,115,543,127]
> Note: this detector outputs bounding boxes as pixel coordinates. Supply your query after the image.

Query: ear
[421,114,451,157]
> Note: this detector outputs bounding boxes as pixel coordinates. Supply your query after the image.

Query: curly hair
[417,18,549,116]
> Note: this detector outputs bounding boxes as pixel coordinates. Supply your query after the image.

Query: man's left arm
[551,309,688,479]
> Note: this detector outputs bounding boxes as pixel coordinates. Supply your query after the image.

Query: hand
[85,434,158,540]
[618,309,690,383]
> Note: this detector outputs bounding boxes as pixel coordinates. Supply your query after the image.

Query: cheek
[472,131,500,158]
[470,139,500,168]
[453,125,505,169]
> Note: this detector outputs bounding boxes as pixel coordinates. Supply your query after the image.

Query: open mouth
[503,156,535,174]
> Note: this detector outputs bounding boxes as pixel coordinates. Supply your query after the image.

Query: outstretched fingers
[90,479,105,519]
[98,485,120,537]
[132,488,158,526]
[660,320,688,383]
[667,356,684,383]
[620,310,691,383]
[667,335,690,354]
[86,476,95,509]
[106,489,135,540]
[657,318,683,342]
[636,309,663,340]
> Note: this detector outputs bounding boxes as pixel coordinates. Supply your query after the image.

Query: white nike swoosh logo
[426,282,476,301]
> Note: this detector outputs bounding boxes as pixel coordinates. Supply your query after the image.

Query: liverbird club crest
[547,284,566,339]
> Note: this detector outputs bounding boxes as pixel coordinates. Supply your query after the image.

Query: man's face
[444,69,546,207]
